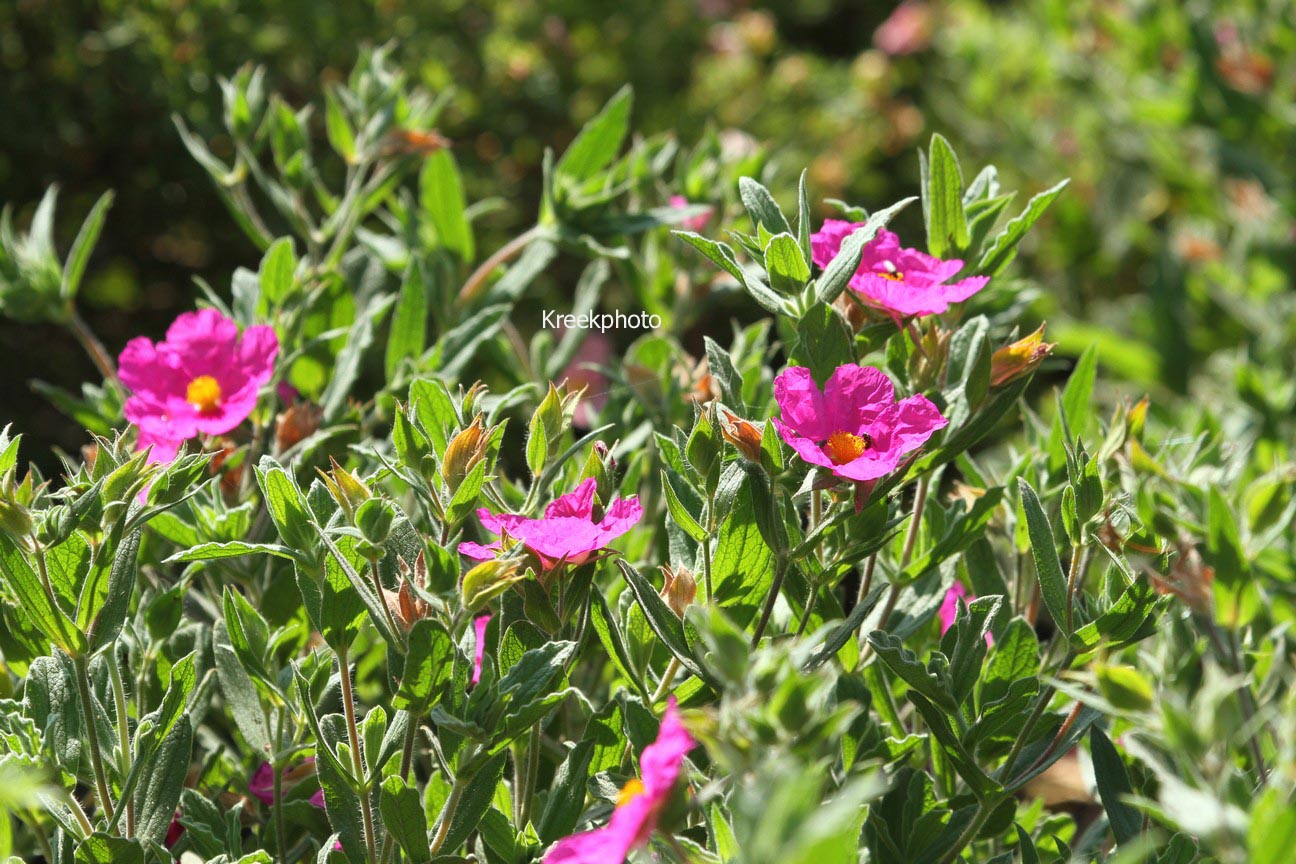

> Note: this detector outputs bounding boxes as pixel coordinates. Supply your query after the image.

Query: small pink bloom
[119,308,278,463]
[811,222,989,323]
[559,330,613,429]
[472,613,492,686]
[874,1,934,56]
[459,478,642,570]
[165,813,184,848]
[669,195,713,232]
[939,581,993,645]
[772,365,947,482]
[250,759,326,809]
[544,698,695,864]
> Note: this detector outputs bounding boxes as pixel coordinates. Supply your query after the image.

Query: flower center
[878,270,905,281]
[186,375,223,413]
[823,430,871,465]
[616,778,646,807]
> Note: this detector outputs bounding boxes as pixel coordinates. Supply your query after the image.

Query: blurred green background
[2,0,1292,462]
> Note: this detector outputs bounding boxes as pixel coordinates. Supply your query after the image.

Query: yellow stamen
[616,778,645,807]
[823,430,871,465]
[879,270,905,281]
[186,375,222,413]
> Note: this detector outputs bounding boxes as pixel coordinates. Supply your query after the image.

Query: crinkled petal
[597,496,643,541]
[810,219,858,269]
[773,421,838,471]
[639,698,695,796]
[472,614,492,685]
[458,541,501,561]
[773,367,831,439]
[823,365,895,432]
[828,447,904,482]
[544,477,598,519]
[165,308,240,348]
[543,797,651,864]
[885,394,948,455]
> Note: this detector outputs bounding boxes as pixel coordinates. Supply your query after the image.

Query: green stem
[937,799,993,864]
[703,489,716,605]
[429,768,470,855]
[273,709,290,862]
[751,552,789,647]
[519,724,541,829]
[457,225,542,306]
[651,657,682,703]
[73,655,116,824]
[370,559,405,643]
[337,647,378,864]
[67,307,119,386]
[106,653,134,836]
[1065,544,1082,634]
[997,650,1077,784]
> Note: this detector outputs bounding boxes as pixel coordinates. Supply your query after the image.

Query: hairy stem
[67,307,119,386]
[106,653,134,836]
[429,767,470,855]
[337,647,378,863]
[72,655,116,825]
[651,657,682,703]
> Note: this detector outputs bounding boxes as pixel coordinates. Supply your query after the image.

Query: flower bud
[0,498,32,538]
[442,415,487,491]
[717,407,764,463]
[659,565,697,617]
[275,401,323,454]
[990,324,1054,387]
[320,458,371,521]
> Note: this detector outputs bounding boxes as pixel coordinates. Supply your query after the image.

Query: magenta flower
[811,222,989,323]
[249,759,325,809]
[459,478,642,570]
[874,1,933,56]
[118,308,278,462]
[939,581,994,645]
[669,195,713,233]
[772,365,947,482]
[471,613,491,686]
[544,698,695,864]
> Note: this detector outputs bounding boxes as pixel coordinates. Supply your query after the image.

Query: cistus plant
[0,48,1292,864]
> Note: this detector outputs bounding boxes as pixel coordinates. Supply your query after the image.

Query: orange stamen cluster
[186,375,222,413]
[824,430,870,465]
[616,778,646,806]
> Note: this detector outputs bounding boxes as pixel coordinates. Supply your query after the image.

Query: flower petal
[773,367,831,440]
[823,365,895,433]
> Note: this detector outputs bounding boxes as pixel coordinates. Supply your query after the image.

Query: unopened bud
[442,415,487,490]
[990,324,1054,387]
[717,407,764,463]
[275,402,323,453]
[320,458,371,520]
[356,498,395,546]
[659,565,697,617]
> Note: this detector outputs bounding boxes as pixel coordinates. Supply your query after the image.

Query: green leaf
[794,303,854,387]
[61,190,114,302]
[421,150,474,261]
[765,232,811,294]
[380,775,431,863]
[1249,787,1296,864]
[676,232,787,315]
[555,85,633,182]
[1089,727,1141,845]
[321,294,395,421]
[1017,478,1070,638]
[590,589,649,699]
[75,834,144,864]
[435,753,507,853]
[0,534,84,656]
[392,618,454,714]
[537,739,595,842]
[166,541,296,563]
[386,262,428,378]
[739,177,793,237]
[662,470,707,543]
[258,236,296,308]
[617,559,711,684]
[324,88,357,163]
[977,179,1069,276]
[867,631,957,714]
[132,714,193,847]
[924,134,968,258]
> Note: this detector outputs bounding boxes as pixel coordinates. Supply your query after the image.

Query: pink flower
[874,1,933,56]
[249,759,325,809]
[772,365,947,482]
[670,195,713,233]
[165,813,184,848]
[459,478,642,570]
[939,581,993,645]
[472,613,491,686]
[811,222,989,323]
[544,698,695,864]
[559,330,613,429]
[118,308,278,462]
